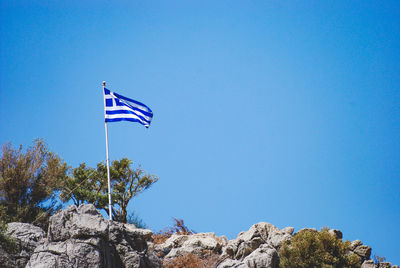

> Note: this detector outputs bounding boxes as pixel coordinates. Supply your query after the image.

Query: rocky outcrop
[349,239,372,261]
[1,204,397,268]
[1,222,46,268]
[216,222,293,268]
[26,204,161,268]
[152,232,228,260]
[362,260,400,268]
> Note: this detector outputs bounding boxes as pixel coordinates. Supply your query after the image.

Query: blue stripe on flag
[113,92,153,113]
[105,117,150,127]
[111,101,153,118]
[105,110,151,124]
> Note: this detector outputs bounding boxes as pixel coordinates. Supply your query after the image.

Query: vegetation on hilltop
[0,139,68,228]
[279,228,362,268]
[0,139,158,225]
[60,158,158,223]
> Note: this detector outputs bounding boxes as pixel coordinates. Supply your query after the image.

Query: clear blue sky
[1,0,399,264]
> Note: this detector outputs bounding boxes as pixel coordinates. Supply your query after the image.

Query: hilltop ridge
[0,204,397,268]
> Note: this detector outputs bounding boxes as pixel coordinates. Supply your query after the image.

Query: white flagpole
[103,81,113,220]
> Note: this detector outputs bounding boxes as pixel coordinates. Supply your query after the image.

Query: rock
[361,260,375,268]
[27,238,115,268]
[353,245,372,260]
[108,221,149,254]
[378,263,393,268]
[348,239,371,260]
[328,229,343,239]
[217,258,249,268]
[159,232,228,259]
[160,233,189,249]
[27,204,161,268]
[350,240,363,251]
[1,204,394,268]
[4,222,46,268]
[47,204,108,242]
[243,244,279,268]
[7,222,46,252]
[225,222,292,260]
[297,228,318,233]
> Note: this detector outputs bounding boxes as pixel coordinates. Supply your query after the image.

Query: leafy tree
[60,158,158,223]
[59,163,107,209]
[0,139,68,227]
[279,228,362,268]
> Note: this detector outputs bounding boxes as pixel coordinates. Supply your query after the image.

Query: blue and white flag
[104,88,153,128]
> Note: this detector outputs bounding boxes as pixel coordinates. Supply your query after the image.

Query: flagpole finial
[103,81,106,87]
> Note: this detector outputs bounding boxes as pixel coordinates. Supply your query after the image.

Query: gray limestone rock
[378,263,393,268]
[26,238,114,268]
[225,222,292,260]
[328,229,343,239]
[350,240,363,251]
[3,222,46,268]
[243,244,279,268]
[47,204,108,242]
[7,222,46,252]
[353,244,372,260]
[158,232,228,259]
[217,259,249,268]
[2,204,394,268]
[26,204,161,268]
[361,260,375,268]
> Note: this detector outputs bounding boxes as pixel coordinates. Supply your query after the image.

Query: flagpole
[103,81,113,221]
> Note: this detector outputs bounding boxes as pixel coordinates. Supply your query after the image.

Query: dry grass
[163,253,203,268]
[153,218,195,245]
[153,233,172,245]
[162,252,220,268]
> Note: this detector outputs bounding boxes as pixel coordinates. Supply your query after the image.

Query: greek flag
[104,88,153,128]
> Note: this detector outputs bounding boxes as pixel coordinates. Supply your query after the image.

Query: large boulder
[47,204,108,242]
[27,238,115,268]
[218,223,292,268]
[7,222,46,252]
[218,245,279,268]
[2,222,46,268]
[154,232,228,259]
[243,244,279,268]
[361,260,375,268]
[26,204,161,268]
[224,222,293,260]
[349,240,371,260]
[218,259,249,268]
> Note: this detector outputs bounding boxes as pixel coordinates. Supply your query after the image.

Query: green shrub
[127,211,147,229]
[279,228,362,268]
